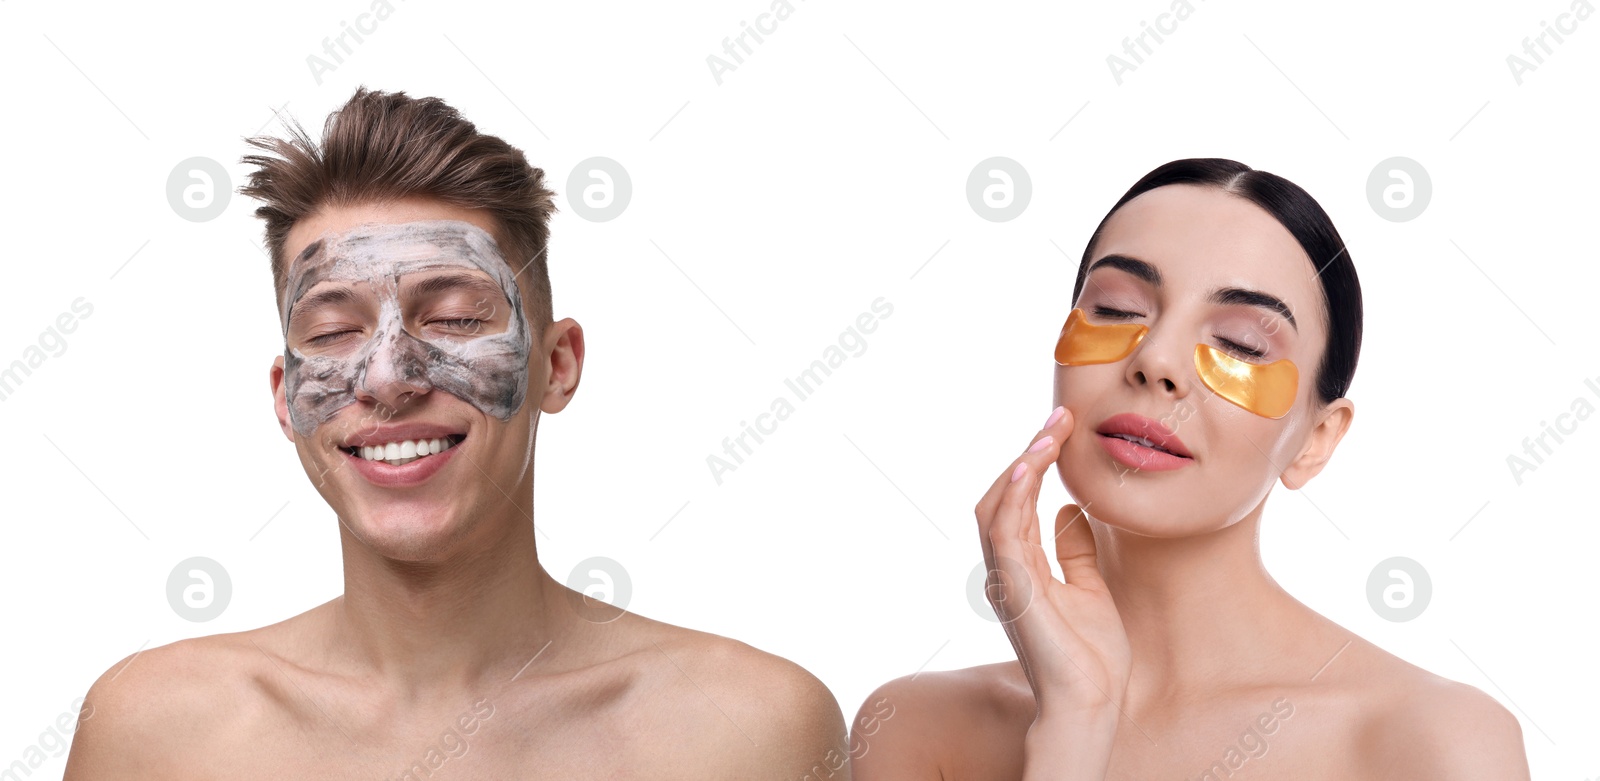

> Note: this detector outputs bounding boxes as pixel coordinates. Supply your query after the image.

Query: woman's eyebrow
[1086,253,1297,331]
[1087,254,1161,285]
[1212,287,1296,332]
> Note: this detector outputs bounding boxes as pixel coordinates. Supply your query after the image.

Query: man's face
[270,198,565,560]
[280,219,531,436]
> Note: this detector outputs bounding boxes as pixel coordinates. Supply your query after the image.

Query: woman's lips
[1093,413,1194,472]
[1097,432,1194,471]
[1095,412,1192,458]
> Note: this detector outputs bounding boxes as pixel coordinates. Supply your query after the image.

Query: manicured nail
[1011,462,1028,483]
[1028,435,1054,453]
[1045,406,1066,428]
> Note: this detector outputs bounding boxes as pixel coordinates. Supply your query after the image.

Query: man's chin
[338,507,474,562]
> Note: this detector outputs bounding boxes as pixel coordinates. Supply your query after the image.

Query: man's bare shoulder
[619,616,849,778]
[848,661,1032,779]
[64,627,281,777]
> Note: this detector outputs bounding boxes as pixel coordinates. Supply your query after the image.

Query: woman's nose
[1124,324,1191,400]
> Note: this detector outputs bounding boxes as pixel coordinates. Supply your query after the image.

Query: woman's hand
[974,405,1131,779]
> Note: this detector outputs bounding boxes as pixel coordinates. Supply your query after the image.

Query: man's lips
[336,422,467,450]
[1094,413,1192,459]
[343,434,463,486]
[332,421,469,470]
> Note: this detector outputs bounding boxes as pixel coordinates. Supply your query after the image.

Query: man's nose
[355,324,434,413]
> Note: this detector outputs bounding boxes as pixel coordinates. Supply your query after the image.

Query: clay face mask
[280,220,532,438]
[1053,307,1298,419]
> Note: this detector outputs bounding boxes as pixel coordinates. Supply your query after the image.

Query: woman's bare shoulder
[1322,636,1530,779]
[848,660,1034,779]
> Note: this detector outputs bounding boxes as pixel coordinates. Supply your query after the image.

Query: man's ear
[539,318,585,415]
[1281,398,1354,490]
[270,354,295,442]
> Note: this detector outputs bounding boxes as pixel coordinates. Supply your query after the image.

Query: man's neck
[323,512,581,703]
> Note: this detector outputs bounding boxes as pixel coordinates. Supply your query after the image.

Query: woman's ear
[1281,398,1354,490]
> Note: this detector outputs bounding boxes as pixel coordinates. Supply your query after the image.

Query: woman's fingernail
[1028,435,1054,453]
[1011,462,1028,483]
[1045,406,1066,428]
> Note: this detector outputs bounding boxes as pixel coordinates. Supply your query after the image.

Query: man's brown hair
[239,86,557,330]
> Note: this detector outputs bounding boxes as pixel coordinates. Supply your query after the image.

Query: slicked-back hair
[239,86,557,331]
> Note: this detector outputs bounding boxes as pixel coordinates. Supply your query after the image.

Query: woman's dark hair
[1070,158,1362,404]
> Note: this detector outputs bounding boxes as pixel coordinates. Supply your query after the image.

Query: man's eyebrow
[404,271,505,301]
[288,285,360,325]
[1085,253,1297,332]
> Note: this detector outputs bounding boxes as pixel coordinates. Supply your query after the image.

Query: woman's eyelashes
[1090,305,1143,320]
[1089,305,1267,361]
[1216,337,1266,360]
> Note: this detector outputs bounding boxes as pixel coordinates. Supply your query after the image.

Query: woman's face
[1054,183,1350,537]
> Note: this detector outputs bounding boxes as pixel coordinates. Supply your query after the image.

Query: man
[64,87,848,779]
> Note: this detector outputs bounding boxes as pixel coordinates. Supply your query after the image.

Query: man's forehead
[286,220,519,294]
[280,219,520,330]
[293,220,505,271]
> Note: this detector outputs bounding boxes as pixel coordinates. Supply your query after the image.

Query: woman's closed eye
[1215,337,1266,360]
[1091,306,1267,360]
[1090,305,1142,320]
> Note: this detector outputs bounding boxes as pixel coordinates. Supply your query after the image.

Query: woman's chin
[1057,446,1234,534]
[1060,476,1222,538]
[1080,506,1207,538]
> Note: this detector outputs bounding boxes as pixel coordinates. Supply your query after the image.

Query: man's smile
[345,434,463,466]
[332,421,471,486]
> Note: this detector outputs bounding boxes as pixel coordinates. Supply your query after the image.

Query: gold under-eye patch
[1053,308,1147,366]
[1192,343,1298,419]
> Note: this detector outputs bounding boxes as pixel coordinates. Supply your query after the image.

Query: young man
[65,87,848,779]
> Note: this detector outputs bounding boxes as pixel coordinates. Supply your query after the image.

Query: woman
[851,159,1530,779]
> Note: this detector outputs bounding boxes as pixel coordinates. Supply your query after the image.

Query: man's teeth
[353,437,459,465]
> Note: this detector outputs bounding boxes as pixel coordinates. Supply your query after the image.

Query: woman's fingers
[1054,503,1105,591]
[976,405,1077,626]
[997,456,1040,543]
[975,406,1074,525]
[1018,459,1043,549]
[988,463,1060,627]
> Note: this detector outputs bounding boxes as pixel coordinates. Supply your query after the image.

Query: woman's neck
[1094,504,1340,709]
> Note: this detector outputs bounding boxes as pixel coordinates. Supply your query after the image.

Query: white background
[2,0,1596,777]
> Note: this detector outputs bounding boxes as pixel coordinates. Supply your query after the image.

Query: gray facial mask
[280,220,532,438]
